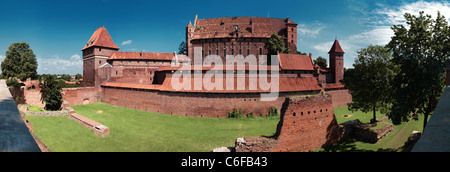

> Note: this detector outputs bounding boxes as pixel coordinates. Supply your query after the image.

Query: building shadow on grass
[318,138,399,152]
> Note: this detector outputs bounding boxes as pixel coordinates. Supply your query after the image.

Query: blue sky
[0,0,449,75]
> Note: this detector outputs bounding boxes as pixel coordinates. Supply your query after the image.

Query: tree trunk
[423,113,429,132]
[371,106,377,124]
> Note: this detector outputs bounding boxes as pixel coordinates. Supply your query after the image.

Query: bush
[228,108,244,119]
[267,107,279,117]
[6,77,24,88]
[39,75,62,111]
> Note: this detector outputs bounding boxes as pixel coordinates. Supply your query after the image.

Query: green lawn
[319,106,425,152]
[27,102,279,152]
[27,103,425,152]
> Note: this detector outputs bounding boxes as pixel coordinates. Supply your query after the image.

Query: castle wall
[62,87,98,107]
[235,95,341,152]
[101,86,320,118]
[326,89,352,107]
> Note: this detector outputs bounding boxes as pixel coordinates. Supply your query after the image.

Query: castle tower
[186,20,195,60]
[81,26,119,87]
[286,17,298,54]
[328,39,344,83]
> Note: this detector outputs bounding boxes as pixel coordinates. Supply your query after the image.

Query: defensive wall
[235,94,341,152]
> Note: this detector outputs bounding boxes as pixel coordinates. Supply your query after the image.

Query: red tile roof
[101,76,321,93]
[328,39,344,54]
[101,82,162,90]
[109,52,175,61]
[324,83,345,89]
[82,26,119,51]
[159,75,321,93]
[193,17,295,40]
[157,65,278,72]
[278,54,314,71]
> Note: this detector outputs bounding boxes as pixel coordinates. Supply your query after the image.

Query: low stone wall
[18,104,68,116]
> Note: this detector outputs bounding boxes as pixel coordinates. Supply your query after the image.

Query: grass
[27,103,425,152]
[27,102,279,152]
[318,106,425,152]
[27,105,46,112]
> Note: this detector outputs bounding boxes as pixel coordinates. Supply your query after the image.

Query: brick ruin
[235,94,341,152]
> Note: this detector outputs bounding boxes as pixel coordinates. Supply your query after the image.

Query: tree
[39,75,63,111]
[266,33,289,65]
[314,56,327,68]
[61,74,71,81]
[75,73,82,80]
[387,11,449,130]
[343,45,394,123]
[178,41,187,55]
[1,42,38,81]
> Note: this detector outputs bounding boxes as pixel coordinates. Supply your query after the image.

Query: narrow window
[259,48,262,55]
[293,112,296,117]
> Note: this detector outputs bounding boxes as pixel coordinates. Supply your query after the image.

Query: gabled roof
[82,26,119,51]
[109,52,175,61]
[278,54,314,71]
[328,39,344,54]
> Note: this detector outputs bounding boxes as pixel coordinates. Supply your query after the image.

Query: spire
[82,26,119,51]
[194,14,198,28]
[328,39,344,54]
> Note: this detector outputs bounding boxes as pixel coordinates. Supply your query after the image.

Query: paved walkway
[412,86,450,152]
[0,80,40,152]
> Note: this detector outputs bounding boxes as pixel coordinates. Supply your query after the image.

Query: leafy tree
[178,41,187,55]
[61,74,71,81]
[75,73,82,80]
[314,56,327,68]
[343,45,394,123]
[386,11,449,130]
[266,33,289,65]
[39,75,63,111]
[296,51,307,55]
[1,42,38,81]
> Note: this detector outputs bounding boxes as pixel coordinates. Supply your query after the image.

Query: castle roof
[192,17,296,40]
[101,76,321,93]
[82,26,119,51]
[328,39,344,54]
[108,52,190,62]
[278,54,314,71]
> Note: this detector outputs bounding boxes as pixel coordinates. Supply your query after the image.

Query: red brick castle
[73,16,351,118]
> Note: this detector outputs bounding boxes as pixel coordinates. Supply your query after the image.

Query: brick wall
[102,86,321,118]
[326,89,352,107]
[62,87,98,106]
[273,95,341,151]
[235,95,341,152]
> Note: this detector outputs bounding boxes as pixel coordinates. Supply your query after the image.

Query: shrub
[228,108,244,119]
[267,107,279,117]
[6,77,24,88]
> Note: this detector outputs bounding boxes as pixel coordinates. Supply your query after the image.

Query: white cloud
[298,22,327,38]
[121,40,133,45]
[348,26,394,46]
[0,55,4,62]
[375,1,450,25]
[37,54,83,75]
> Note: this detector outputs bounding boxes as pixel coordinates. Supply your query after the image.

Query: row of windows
[202,48,263,58]
[292,108,328,117]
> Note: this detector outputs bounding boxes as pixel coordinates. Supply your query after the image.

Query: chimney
[140,50,143,59]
